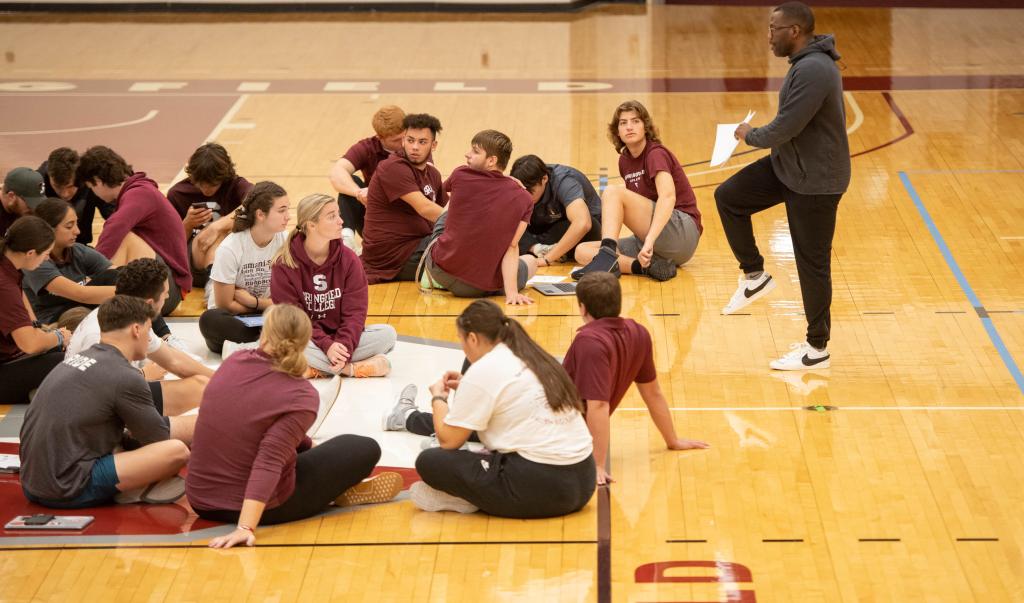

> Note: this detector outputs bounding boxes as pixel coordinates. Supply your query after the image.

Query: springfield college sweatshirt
[270,234,369,354]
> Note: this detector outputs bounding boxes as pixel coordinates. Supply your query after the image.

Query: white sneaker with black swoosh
[770,342,831,371]
[721,273,776,315]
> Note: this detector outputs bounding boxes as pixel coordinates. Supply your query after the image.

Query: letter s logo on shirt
[313,274,328,292]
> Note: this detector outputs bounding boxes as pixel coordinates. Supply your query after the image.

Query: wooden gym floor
[2,3,1024,601]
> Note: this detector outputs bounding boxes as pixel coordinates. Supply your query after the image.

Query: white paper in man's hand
[710,110,756,167]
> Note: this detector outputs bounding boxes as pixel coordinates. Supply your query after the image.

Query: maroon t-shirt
[167,176,254,221]
[342,137,391,184]
[361,155,447,284]
[186,349,317,512]
[430,166,533,292]
[0,255,33,362]
[562,317,657,413]
[618,141,702,233]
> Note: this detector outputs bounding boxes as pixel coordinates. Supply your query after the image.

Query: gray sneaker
[115,475,185,505]
[382,384,418,431]
[645,255,678,282]
[410,482,479,513]
[531,243,554,259]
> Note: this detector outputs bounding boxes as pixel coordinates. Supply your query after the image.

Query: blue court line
[899,171,1024,396]
[902,169,1024,175]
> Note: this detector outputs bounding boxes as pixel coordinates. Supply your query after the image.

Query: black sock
[600,238,617,252]
[631,259,645,274]
[746,270,764,280]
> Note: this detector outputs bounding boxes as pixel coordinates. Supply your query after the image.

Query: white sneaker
[163,334,190,352]
[770,342,830,371]
[221,340,258,360]
[419,435,470,451]
[721,273,777,315]
[409,481,479,513]
[342,228,361,254]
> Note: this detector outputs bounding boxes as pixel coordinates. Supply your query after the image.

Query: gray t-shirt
[19,343,170,501]
[22,243,111,323]
[530,164,602,229]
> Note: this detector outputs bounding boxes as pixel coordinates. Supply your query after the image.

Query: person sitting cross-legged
[19,295,197,508]
[186,303,403,549]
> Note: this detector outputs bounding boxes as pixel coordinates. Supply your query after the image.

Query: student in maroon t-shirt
[187,304,403,549]
[328,105,408,246]
[76,146,191,316]
[563,273,708,486]
[167,143,254,289]
[574,100,702,283]
[0,217,69,405]
[361,113,447,284]
[423,130,538,304]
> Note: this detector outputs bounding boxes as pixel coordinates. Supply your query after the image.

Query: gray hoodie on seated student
[744,34,850,196]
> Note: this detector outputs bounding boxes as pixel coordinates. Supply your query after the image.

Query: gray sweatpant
[306,324,397,374]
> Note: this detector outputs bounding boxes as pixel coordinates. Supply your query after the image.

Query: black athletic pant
[0,347,65,404]
[194,434,380,526]
[416,449,596,518]
[198,308,262,354]
[338,175,367,236]
[715,156,842,349]
[518,217,602,258]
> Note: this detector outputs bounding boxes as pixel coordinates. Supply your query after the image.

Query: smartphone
[191,202,210,210]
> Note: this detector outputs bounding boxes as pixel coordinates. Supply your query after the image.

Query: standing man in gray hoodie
[715,1,849,371]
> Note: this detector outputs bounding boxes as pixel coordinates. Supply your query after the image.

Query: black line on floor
[762,538,805,543]
[862,311,895,315]
[985,310,1018,314]
[935,311,968,314]
[650,313,681,317]
[0,539,598,552]
[956,537,999,542]
[858,538,901,542]
[665,539,708,543]
[597,485,611,603]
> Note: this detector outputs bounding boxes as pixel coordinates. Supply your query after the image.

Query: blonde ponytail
[272,193,336,269]
[260,304,312,378]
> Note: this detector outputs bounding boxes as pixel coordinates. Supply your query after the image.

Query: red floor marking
[0,442,416,539]
[0,95,240,182]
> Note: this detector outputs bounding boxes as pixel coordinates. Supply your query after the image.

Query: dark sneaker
[571,246,621,281]
[643,255,678,282]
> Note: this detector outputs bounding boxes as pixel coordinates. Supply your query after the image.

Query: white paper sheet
[710,110,756,167]
[526,275,567,285]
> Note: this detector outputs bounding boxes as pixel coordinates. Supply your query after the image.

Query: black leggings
[0,347,65,404]
[194,434,380,526]
[198,308,262,354]
[338,175,367,236]
[416,449,596,518]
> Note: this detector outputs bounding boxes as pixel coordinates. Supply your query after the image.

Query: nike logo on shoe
[801,354,830,367]
[743,275,772,299]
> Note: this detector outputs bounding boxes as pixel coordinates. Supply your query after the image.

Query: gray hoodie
[745,34,850,195]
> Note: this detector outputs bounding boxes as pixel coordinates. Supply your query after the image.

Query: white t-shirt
[444,343,593,465]
[65,307,162,367]
[208,230,287,309]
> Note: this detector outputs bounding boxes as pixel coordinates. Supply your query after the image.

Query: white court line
[164,94,249,188]
[0,109,158,136]
[617,405,1024,411]
[687,91,865,178]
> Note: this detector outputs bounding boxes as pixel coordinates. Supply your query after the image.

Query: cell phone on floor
[5,515,94,530]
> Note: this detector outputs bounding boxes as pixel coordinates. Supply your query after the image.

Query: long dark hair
[0,216,55,256]
[456,300,582,414]
[233,181,287,233]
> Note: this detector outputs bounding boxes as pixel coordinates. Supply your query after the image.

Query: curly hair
[114,258,169,301]
[607,100,661,154]
[76,146,133,187]
[402,113,442,138]
[185,142,237,186]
